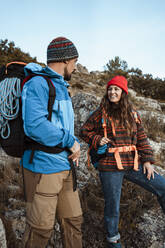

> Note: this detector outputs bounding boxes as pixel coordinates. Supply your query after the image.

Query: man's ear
[64,60,69,65]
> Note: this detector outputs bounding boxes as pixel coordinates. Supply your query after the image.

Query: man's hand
[143,162,158,180]
[69,141,80,166]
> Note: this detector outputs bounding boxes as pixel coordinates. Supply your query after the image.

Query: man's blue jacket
[21,63,77,173]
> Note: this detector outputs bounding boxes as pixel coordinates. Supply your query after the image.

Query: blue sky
[1,0,165,78]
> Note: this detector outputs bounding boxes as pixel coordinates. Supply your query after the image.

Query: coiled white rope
[0,77,21,139]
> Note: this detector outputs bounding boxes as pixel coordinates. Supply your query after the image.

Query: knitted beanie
[107,75,128,94]
[47,37,79,63]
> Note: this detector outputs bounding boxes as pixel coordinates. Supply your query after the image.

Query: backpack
[0,63,78,191]
[86,110,107,168]
[88,147,106,168]
[0,61,61,158]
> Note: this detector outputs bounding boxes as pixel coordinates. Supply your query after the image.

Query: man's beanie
[107,75,128,94]
[47,37,79,63]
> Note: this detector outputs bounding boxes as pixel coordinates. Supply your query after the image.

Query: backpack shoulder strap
[102,108,116,137]
[132,110,141,124]
[25,75,56,164]
[43,76,56,121]
[22,74,56,121]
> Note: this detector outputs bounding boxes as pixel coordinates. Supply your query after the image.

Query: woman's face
[107,85,122,103]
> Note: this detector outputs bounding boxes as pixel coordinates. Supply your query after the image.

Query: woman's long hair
[100,91,136,136]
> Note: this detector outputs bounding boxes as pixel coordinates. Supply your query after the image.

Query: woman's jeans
[99,165,165,243]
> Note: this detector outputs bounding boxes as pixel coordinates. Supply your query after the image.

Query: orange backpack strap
[102,117,107,138]
[5,61,27,74]
[109,117,116,136]
[102,108,116,137]
[107,145,139,171]
[113,148,124,170]
[132,110,141,124]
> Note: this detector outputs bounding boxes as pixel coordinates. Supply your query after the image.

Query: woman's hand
[100,137,111,146]
[143,162,158,180]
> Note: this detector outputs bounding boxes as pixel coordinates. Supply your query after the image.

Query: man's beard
[64,67,71,81]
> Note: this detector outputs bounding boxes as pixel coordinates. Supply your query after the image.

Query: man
[21,37,82,248]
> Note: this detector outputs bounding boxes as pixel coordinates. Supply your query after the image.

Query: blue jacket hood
[24,63,69,87]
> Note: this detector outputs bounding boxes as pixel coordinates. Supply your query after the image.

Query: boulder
[0,218,7,248]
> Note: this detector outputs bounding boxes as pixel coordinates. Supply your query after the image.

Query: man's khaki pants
[22,168,83,248]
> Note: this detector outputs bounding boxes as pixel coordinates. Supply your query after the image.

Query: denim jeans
[99,164,165,242]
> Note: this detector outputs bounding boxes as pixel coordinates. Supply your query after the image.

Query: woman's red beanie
[107,76,128,94]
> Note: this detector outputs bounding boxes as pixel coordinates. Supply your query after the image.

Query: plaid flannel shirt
[80,107,154,171]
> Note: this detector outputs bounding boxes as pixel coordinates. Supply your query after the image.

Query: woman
[80,75,165,248]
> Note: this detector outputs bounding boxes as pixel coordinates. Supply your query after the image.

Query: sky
[0,0,165,79]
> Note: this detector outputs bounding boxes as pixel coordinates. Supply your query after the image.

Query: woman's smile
[108,85,122,103]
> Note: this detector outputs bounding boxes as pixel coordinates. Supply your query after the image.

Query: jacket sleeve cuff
[92,135,102,149]
[67,137,75,149]
[141,157,155,164]
[60,129,75,148]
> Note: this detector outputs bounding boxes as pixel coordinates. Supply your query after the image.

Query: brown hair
[100,91,136,135]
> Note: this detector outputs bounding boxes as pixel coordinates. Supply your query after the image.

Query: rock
[72,92,100,136]
[76,63,89,74]
[149,139,165,157]
[0,148,19,169]
[0,218,7,248]
[90,70,101,76]
[128,88,137,97]
[129,91,162,112]
[139,110,165,124]
[160,102,165,112]
[137,208,165,248]
[137,97,161,111]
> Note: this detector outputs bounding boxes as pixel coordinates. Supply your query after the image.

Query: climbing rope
[0,77,21,139]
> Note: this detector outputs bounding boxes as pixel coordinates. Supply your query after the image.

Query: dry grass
[141,114,165,142]
[0,160,24,248]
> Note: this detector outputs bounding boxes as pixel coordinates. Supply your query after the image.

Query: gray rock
[0,218,7,248]
[137,208,165,248]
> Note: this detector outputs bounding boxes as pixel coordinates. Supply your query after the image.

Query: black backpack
[0,61,62,159]
[0,62,78,191]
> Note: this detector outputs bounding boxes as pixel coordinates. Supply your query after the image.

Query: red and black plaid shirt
[80,107,154,171]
